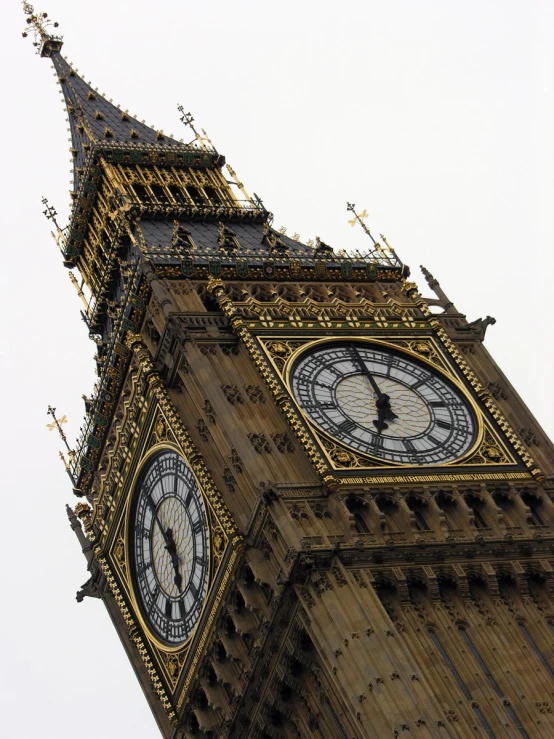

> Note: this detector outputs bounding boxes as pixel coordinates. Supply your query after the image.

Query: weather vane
[47,405,78,485]
[21,2,61,51]
[177,105,203,146]
[346,202,377,245]
[42,196,67,253]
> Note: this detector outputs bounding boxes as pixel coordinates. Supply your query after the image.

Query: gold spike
[68,271,90,313]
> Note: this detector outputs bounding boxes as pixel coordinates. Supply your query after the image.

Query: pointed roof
[21,5,204,192]
[50,51,194,191]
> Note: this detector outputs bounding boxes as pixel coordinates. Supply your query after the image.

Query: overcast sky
[1,1,552,736]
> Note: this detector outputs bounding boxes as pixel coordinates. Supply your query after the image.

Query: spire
[52,55,194,190]
[23,3,203,192]
[420,265,458,314]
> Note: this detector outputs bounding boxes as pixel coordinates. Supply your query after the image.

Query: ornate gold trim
[271,335,490,470]
[416,307,544,480]
[176,546,240,710]
[259,334,532,474]
[94,547,177,724]
[95,334,244,706]
[206,278,338,490]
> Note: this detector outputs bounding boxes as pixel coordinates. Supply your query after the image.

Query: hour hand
[372,404,389,433]
[376,393,398,421]
[173,569,183,591]
[165,527,183,591]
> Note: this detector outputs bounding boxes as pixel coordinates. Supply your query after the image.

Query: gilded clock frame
[282,336,485,468]
[258,333,525,475]
[123,440,213,653]
[89,336,244,718]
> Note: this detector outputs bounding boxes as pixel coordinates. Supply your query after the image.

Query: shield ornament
[289,259,302,279]
[340,261,353,279]
[263,260,275,278]
[236,258,249,278]
[181,258,194,278]
[209,259,222,277]
[128,293,145,310]
[366,262,378,280]
[315,261,327,279]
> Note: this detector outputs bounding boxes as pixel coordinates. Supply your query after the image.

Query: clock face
[130,450,209,645]
[290,342,477,465]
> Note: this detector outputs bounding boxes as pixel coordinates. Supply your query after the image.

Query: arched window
[345,494,371,534]
[492,490,518,527]
[406,495,431,531]
[464,492,489,529]
[375,495,399,531]
[521,490,546,527]
[435,492,459,529]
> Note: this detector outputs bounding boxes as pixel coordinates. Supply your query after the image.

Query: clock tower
[26,7,554,738]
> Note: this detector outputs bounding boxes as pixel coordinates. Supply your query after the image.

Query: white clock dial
[131,450,209,645]
[290,342,476,465]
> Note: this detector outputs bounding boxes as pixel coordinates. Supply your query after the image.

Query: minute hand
[146,497,183,590]
[352,349,398,420]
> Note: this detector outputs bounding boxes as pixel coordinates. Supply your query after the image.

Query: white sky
[1,1,552,736]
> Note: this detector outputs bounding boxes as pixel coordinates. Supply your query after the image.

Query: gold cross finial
[47,414,67,431]
[46,406,72,452]
[346,202,378,245]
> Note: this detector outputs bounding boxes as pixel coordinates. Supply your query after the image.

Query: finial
[68,272,90,313]
[46,405,71,451]
[346,202,376,245]
[47,406,80,489]
[420,265,438,289]
[42,196,66,253]
[21,2,63,57]
[177,105,201,146]
[346,202,395,264]
[381,234,400,262]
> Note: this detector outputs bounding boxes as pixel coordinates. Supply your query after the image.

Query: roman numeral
[410,377,428,390]
[403,439,417,454]
[428,435,441,445]
[148,586,160,614]
[314,380,332,390]
[338,419,357,434]
[193,519,203,535]
[430,401,445,408]
[189,581,198,599]
[137,561,152,578]
[178,600,186,619]
[185,488,193,507]
[436,420,451,430]
[165,599,172,619]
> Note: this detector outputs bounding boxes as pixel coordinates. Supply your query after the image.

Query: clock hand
[164,526,183,591]
[146,498,184,591]
[146,495,172,547]
[373,404,389,433]
[351,346,398,421]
